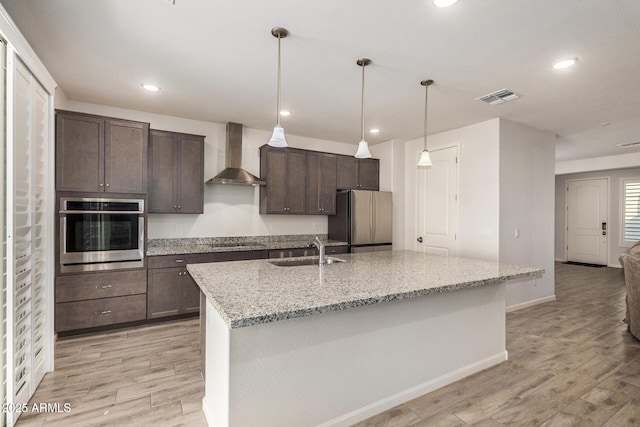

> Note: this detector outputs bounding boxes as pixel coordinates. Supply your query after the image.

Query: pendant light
[354,58,372,159]
[417,79,434,167]
[267,27,289,148]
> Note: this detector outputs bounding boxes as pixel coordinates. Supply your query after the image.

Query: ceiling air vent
[617,141,640,148]
[476,88,519,105]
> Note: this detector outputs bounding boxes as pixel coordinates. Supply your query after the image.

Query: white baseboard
[318,351,508,427]
[608,263,622,269]
[506,295,557,312]
[555,258,566,263]
[202,396,217,427]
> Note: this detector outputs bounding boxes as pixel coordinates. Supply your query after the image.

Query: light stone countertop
[146,234,347,256]
[187,250,544,329]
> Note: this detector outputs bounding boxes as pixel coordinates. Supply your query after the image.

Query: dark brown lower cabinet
[55,270,147,333]
[147,267,199,318]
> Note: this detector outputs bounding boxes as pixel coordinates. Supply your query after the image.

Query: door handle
[417,237,423,243]
[602,222,607,236]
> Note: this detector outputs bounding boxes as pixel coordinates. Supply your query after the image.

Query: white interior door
[416,146,459,256]
[566,178,608,265]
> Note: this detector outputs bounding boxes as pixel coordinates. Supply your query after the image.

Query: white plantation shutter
[6,52,53,426]
[623,179,640,245]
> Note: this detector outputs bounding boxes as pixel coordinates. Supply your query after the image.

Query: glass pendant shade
[355,140,372,159]
[268,125,288,148]
[417,149,432,167]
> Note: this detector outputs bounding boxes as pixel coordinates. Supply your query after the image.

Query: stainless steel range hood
[206,122,266,186]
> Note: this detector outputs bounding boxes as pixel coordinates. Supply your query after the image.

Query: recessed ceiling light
[553,58,578,70]
[369,128,380,134]
[279,110,291,116]
[141,83,161,92]
[434,0,458,7]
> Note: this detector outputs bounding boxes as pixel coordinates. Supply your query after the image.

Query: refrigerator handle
[370,194,374,243]
[372,193,376,242]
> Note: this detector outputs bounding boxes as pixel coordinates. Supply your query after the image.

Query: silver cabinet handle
[105,183,110,187]
[175,259,185,263]
[96,285,113,289]
[95,310,112,315]
[99,183,104,187]
[177,205,181,209]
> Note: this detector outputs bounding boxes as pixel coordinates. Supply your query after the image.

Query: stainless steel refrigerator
[328,190,392,252]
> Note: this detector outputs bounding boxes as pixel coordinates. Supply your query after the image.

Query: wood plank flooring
[15,262,640,426]
[15,319,207,426]
[356,263,640,426]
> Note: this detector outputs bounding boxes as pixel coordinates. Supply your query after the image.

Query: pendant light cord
[360,63,365,142]
[276,34,282,126]
[424,82,429,151]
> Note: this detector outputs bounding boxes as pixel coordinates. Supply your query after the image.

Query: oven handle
[59,210,144,215]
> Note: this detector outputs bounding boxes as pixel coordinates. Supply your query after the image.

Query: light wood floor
[356,263,640,426]
[16,318,207,426]
[16,262,640,426]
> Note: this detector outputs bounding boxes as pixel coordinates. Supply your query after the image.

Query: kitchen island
[188,250,543,427]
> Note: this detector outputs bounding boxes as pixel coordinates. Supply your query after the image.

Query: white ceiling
[3,0,640,162]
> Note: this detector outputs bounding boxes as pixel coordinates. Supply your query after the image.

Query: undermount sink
[269,257,346,267]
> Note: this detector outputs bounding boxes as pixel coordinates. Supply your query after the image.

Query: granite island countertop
[187,250,544,329]
[147,234,347,256]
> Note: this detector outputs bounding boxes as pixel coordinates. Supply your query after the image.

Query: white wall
[400,118,555,309]
[402,119,501,260]
[555,168,640,267]
[556,152,640,175]
[65,101,363,238]
[499,119,556,309]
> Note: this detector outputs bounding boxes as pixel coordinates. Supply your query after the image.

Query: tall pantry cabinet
[2,37,55,427]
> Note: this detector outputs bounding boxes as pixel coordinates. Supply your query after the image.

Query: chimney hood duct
[206,122,266,186]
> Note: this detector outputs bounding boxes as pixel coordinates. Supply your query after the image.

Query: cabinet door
[183,273,201,314]
[147,268,183,318]
[105,119,149,193]
[305,152,322,214]
[177,135,204,214]
[261,148,287,213]
[320,153,337,214]
[336,155,357,190]
[56,113,104,192]
[357,158,379,190]
[148,130,178,213]
[285,150,307,214]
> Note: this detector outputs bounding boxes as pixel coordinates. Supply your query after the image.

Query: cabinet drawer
[147,253,214,269]
[210,250,268,262]
[56,270,147,303]
[326,246,348,255]
[55,294,147,332]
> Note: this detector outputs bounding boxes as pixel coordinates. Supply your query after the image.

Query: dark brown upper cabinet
[148,130,204,214]
[306,152,337,215]
[259,146,306,214]
[336,155,379,191]
[56,111,149,193]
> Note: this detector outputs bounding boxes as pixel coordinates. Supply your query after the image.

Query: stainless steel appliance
[59,197,145,272]
[328,190,392,252]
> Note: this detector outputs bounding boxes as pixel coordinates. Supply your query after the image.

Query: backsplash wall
[65,101,378,238]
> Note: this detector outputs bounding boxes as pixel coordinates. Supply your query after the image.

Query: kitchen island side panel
[203,282,506,427]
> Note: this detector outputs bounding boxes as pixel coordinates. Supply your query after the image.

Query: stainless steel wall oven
[59,197,144,272]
